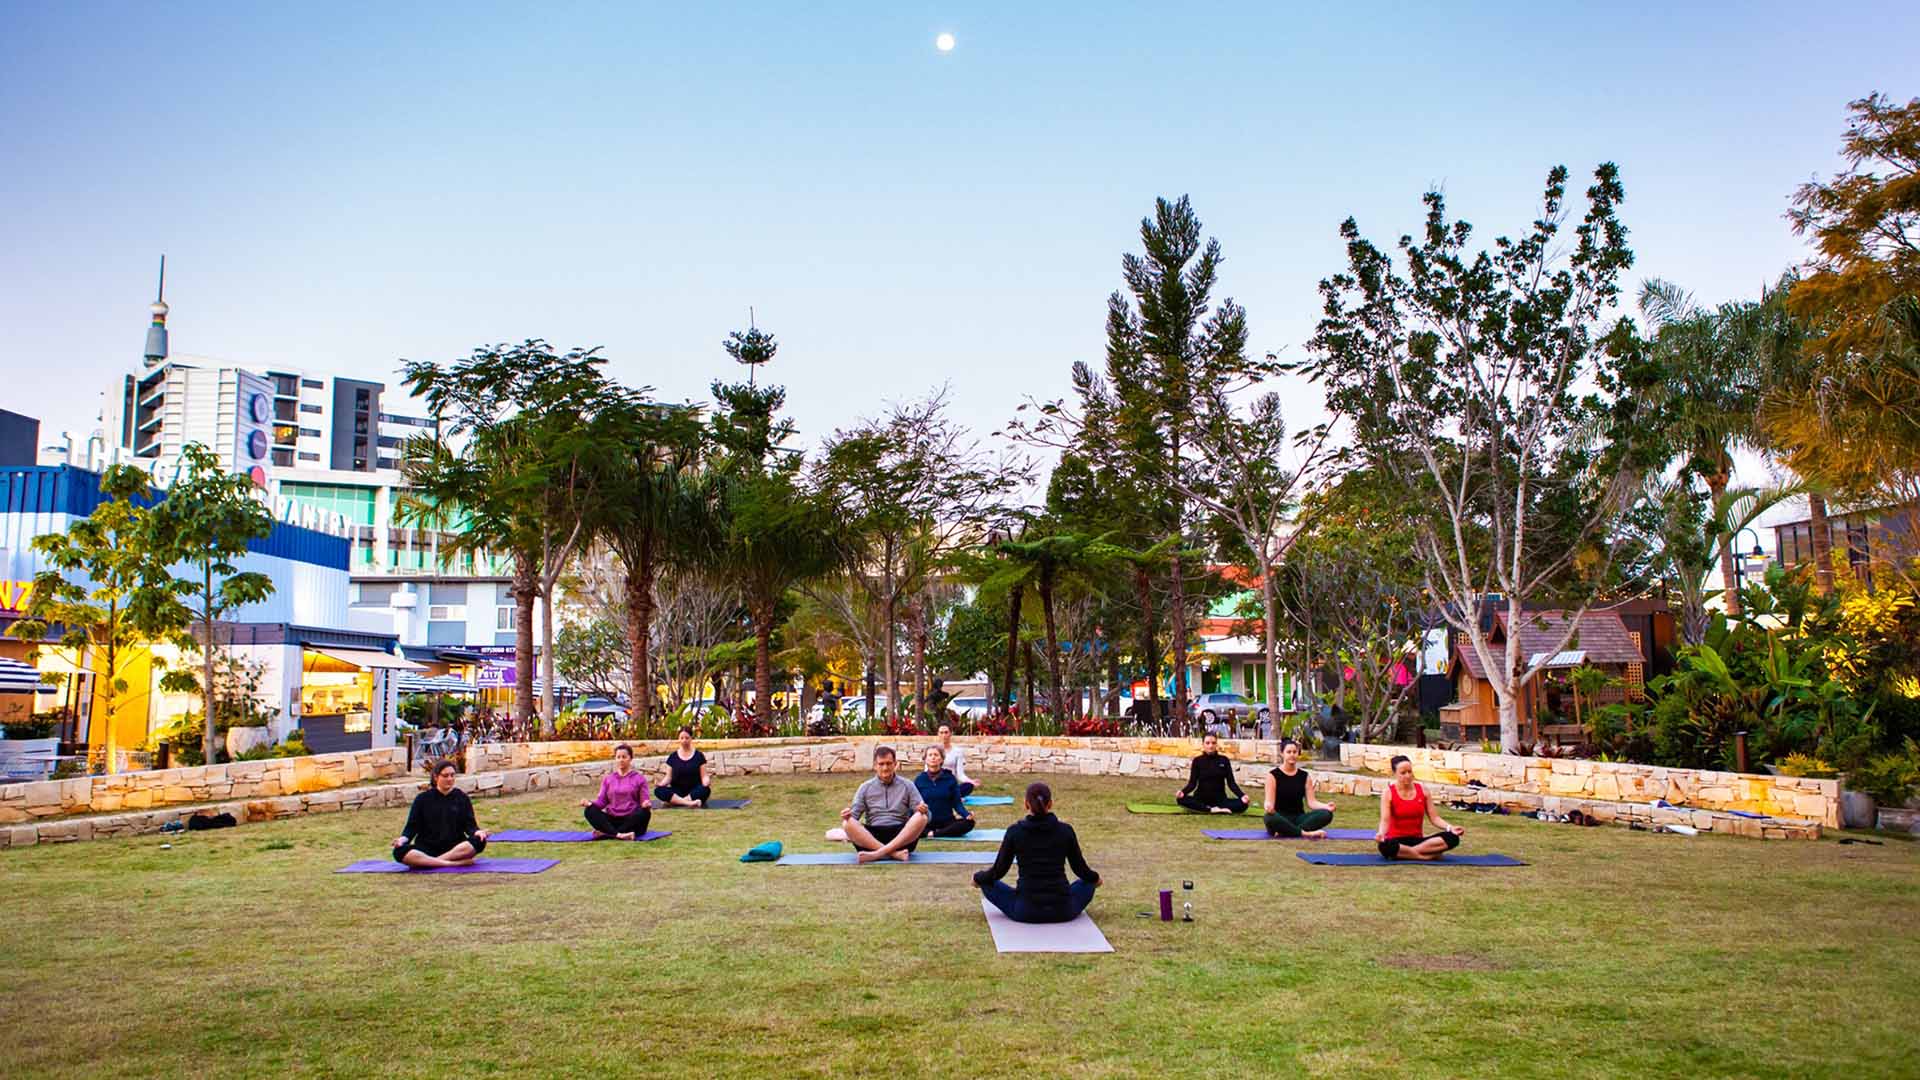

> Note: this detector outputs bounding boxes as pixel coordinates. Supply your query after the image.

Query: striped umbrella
[395,673,478,696]
[0,659,56,695]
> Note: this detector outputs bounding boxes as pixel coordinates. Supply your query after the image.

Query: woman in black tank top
[1263,739,1336,838]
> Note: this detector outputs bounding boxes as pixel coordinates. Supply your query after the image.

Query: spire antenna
[143,255,171,368]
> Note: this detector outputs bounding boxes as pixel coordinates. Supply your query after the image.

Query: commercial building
[51,268,542,656]
[0,463,416,765]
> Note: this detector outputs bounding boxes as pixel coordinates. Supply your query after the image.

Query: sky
[3,1,1917,498]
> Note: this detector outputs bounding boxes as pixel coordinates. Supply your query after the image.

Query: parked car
[839,694,890,719]
[947,696,993,721]
[1192,692,1269,734]
[566,696,628,718]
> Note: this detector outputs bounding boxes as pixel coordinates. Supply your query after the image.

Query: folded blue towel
[740,841,783,863]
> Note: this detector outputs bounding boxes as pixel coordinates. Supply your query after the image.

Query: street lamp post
[1730,527,1769,606]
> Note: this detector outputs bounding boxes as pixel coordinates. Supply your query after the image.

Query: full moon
[935,32,955,52]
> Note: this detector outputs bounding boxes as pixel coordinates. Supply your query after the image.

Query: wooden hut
[1439,610,1646,745]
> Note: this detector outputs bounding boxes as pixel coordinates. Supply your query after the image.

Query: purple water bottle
[1158,888,1173,921]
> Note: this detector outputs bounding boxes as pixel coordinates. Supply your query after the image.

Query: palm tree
[1648,479,1799,643]
[1638,280,1774,614]
[713,469,850,729]
[984,528,1113,724]
[595,391,713,728]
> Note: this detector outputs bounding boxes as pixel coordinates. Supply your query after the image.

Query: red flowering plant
[971,709,1018,736]
[882,715,923,736]
[1065,715,1122,737]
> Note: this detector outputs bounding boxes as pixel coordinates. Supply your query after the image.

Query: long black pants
[926,817,976,838]
[584,805,652,836]
[1177,794,1247,813]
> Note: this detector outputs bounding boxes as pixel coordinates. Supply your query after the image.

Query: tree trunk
[202,564,218,766]
[1107,648,1121,718]
[1002,584,1023,712]
[912,600,931,727]
[1262,570,1280,737]
[882,545,899,720]
[1169,547,1190,727]
[1136,567,1160,726]
[1808,492,1836,594]
[1499,597,1524,752]
[754,603,775,730]
[626,543,656,732]
[1023,640,1036,729]
[540,587,558,735]
[1709,473,1742,616]
[512,552,536,730]
[1038,572,1066,731]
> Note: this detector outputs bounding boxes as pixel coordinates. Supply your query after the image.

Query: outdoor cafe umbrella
[0,658,56,696]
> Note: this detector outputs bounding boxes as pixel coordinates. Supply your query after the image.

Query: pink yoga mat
[337,858,558,874]
[489,830,671,842]
[1204,828,1375,841]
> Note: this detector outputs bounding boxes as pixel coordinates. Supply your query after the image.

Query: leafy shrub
[971,711,1018,736]
[881,716,922,737]
[2,715,58,740]
[1776,753,1838,778]
[233,733,311,761]
[1064,715,1121,737]
[1846,739,1920,805]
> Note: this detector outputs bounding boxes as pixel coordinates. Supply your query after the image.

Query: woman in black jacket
[392,759,489,867]
[972,782,1101,923]
[1175,732,1249,813]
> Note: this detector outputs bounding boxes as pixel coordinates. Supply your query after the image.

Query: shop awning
[0,658,57,695]
[396,673,478,695]
[306,647,426,671]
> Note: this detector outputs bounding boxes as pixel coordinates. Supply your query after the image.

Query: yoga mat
[1127,802,1248,815]
[1204,828,1375,841]
[775,850,999,866]
[965,795,1013,806]
[980,897,1112,953]
[926,828,1007,843]
[337,858,558,874]
[1294,852,1527,867]
[489,830,671,843]
[657,799,750,810]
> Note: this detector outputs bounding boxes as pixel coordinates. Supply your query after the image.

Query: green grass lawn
[2,772,1916,1079]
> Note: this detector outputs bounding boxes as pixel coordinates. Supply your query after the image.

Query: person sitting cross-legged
[973,781,1100,923]
[658,726,714,807]
[935,724,978,797]
[392,759,489,867]
[831,745,929,862]
[914,745,976,838]
[580,743,652,839]
[1175,732,1250,813]
[1375,754,1466,860]
[1263,738,1336,839]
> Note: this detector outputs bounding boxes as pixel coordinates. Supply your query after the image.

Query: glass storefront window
[301,666,372,716]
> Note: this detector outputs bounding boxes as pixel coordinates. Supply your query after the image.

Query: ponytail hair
[1389,754,1411,771]
[1024,781,1052,816]
[1279,738,1300,753]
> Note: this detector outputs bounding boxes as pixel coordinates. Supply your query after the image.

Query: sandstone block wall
[0,747,408,823]
[1338,743,1840,828]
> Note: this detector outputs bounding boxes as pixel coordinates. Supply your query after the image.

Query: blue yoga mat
[776,850,998,866]
[658,798,751,810]
[489,829,671,843]
[1295,852,1527,867]
[965,795,1013,806]
[338,858,558,874]
[926,828,1007,843]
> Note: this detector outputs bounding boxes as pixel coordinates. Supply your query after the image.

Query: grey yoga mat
[926,828,1008,843]
[1294,852,1527,867]
[337,858,558,874]
[775,850,998,866]
[1203,828,1375,841]
[980,898,1112,953]
[489,830,671,842]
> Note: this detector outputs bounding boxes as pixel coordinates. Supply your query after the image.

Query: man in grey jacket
[836,745,930,862]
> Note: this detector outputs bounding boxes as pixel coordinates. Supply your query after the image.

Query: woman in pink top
[581,744,653,839]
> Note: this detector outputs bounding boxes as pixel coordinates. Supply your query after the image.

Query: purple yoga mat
[336,858,558,874]
[489,829,672,843]
[1204,828,1376,841]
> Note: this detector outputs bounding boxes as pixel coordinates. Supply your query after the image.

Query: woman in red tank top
[1375,755,1465,860]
